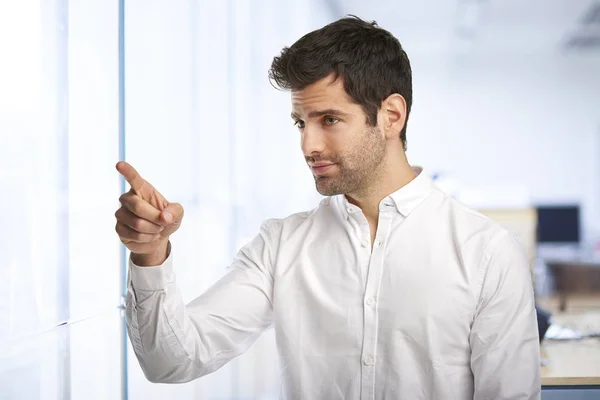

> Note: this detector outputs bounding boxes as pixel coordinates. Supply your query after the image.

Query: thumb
[159,202,184,234]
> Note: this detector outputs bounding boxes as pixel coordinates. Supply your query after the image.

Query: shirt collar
[338,166,434,219]
[387,166,434,217]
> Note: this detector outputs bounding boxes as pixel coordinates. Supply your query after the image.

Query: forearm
[125,247,274,384]
[126,287,208,383]
[125,253,223,383]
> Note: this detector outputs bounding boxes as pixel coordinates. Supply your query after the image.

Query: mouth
[310,163,336,176]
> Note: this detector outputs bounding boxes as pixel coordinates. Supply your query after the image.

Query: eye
[324,117,339,125]
[294,119,305,129]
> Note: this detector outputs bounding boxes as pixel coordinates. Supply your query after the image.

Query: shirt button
[366,297,376,307]
[375,240,383,248]
[363,355,375,366]
[347,207,354,214]
[361,240,369,248]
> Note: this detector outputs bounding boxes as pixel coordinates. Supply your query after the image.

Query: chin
[315,178,342,196]
[316,188,336,196]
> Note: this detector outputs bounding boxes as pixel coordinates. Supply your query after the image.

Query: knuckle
[132,218,144,231]
[137,232,152,243]
[130,201,142,216]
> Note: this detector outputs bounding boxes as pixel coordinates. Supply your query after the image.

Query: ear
[380,93,407,141]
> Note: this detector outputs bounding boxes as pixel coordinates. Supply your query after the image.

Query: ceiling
[325,0,600,59]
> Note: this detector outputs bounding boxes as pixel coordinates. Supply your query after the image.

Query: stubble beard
[313,127,386,197]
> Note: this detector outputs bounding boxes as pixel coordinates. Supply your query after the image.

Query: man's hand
[115,161,184,266]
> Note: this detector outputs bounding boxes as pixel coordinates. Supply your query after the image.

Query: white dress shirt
[126,169,541,399]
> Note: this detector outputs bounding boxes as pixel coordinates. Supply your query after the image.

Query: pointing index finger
[116,161,146,193]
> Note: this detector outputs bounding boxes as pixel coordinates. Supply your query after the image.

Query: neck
[345,150,416,223]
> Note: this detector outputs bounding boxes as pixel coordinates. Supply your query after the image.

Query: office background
[1,0,599,399]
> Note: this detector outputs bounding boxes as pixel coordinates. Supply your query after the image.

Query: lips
[310,163,335,175]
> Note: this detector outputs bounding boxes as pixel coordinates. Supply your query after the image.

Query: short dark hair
[269,15,413,151]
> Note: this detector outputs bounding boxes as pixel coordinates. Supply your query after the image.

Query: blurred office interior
[1,0,600,399]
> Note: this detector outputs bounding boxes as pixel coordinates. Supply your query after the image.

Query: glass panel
[69,312,123,399]
[0,325,67,400]
[0,0,69,342]
[66,0,121,321]
[0,311,123,400]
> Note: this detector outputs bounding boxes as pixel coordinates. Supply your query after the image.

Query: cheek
[347,132,382,163]
[329,138,349,162]
[337,141,363,167]
[325,125,367,163]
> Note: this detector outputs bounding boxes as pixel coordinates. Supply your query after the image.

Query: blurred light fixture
[564,2,600,50]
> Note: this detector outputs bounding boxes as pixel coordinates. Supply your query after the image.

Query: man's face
[291,75,386,197]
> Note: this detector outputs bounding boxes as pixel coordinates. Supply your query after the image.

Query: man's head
[269,16,413,197]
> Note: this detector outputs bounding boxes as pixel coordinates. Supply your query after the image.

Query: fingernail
[163,212,173,224]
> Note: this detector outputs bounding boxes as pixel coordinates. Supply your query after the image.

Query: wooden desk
[538,296,600,386]
[544,255,600,311]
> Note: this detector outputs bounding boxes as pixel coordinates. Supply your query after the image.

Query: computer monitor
[536,205,580,244]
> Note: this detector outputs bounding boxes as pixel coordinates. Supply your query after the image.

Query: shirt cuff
[128,243,175,291]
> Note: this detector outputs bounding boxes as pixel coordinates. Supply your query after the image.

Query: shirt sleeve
[470,231,541,400]
[125,220,276,383]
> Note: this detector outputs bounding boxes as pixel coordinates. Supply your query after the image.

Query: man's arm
[126,221,275,383]
[470,232,541,399]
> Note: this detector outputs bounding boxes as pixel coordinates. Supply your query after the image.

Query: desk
[544,255,600,311]
[541,339,600,385]
[538,297,600,386]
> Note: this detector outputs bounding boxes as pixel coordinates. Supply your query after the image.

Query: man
[115,16,541,399]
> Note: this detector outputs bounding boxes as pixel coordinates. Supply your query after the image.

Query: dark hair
[269,15,413,151]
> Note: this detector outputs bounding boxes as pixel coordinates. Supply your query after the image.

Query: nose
[301,126,325,158]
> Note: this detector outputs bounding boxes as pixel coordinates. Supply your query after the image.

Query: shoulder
[438,192,530,276]
[428,188,526,269]
[446,194,528,262]
[260,196,336,239]
[432,187,511,241]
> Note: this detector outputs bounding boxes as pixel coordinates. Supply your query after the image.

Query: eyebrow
[291,109,350,120]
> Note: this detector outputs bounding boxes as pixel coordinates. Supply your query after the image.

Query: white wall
[409,53,600,242]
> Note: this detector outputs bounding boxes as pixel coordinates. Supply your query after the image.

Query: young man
[115,16,541,399]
